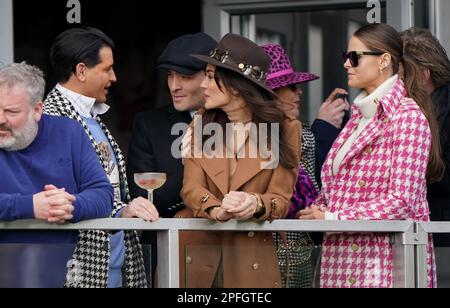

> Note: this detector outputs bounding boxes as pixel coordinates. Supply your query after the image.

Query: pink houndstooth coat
[316,79,436,288]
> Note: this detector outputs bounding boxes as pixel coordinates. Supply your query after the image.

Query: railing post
[157,230,179,288]
[392,223,416,288]
[414,223,430,288]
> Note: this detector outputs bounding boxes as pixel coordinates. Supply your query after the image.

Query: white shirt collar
[56,84,110,118]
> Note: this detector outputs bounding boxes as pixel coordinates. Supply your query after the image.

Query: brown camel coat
[177,119,301,288]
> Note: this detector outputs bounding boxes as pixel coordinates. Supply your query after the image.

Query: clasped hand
[214,191,258,221]
[33,185,76,224]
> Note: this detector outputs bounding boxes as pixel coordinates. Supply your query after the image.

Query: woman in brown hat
[178,33,301,288]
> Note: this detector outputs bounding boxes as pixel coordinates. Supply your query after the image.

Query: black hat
[192,33,275,96]
[157,33,217,75]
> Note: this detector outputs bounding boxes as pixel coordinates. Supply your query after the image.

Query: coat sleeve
[258,119,301,221]
[335,109,431,221]
[180,158,223,220]
[0,194,34,221]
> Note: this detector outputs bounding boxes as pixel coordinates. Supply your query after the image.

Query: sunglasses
[342,51,385,67]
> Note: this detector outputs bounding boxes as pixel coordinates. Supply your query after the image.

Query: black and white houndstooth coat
[300,124,319,190]
[44,88,147,288]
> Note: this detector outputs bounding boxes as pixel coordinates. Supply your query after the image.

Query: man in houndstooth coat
[44,27,159,288]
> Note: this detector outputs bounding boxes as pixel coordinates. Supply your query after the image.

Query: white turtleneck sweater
[325,75,398,221]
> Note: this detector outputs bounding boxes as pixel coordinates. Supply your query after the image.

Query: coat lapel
[230,156,265,192]
[195,135,267,195]
[197,157,230,197]
[337,80,405,172]
[230,136,267,192]
[337,114,386,171]
[322,113,359,180]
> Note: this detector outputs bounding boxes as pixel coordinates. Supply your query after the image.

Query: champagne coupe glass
[134,173,167,203]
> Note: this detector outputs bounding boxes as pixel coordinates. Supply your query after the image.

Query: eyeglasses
[342,51,385,67]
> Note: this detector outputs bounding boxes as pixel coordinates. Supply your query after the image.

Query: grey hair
[0,62,45,106]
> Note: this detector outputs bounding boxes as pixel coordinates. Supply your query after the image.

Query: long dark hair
[200,66,298,169]
[401,27,450,91]
[354,23,444,183]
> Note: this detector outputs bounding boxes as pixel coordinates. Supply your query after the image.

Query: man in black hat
[126,33,216,282]
[127,32,216,217]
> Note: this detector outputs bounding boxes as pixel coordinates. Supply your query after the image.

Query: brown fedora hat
[192,33,276,96]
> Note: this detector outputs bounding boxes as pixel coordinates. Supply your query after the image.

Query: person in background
[44,27,158,288]
[401,27,450,247]
[126,32,216,284]
[0,62,113,287]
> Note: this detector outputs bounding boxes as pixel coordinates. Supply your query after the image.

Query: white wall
[0,0,14,66]
[436,0,450,56]
[308,26,323,123]
[387,0,414,31]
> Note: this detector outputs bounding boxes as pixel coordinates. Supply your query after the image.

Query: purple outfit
[287,166,318,219]
[262,44,319,90]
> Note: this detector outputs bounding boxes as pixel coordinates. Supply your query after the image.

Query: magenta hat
[262,44,319,90]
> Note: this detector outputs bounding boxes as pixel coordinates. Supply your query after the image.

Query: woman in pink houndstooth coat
[298,23,445,288]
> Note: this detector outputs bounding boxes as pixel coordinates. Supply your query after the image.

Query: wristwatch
[250,193,265,218]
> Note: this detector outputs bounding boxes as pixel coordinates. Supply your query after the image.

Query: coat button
[252,263,259,270]
[349,277,357,285]
[186,257,192,264]
[358,180,366,188]
[351,244,359,252]
[365,147,373,154]
[383,118,389,124]
[248,232,255,238]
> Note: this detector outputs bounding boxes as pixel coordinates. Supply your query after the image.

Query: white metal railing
[0,219,422,288]
[415,222,450,288]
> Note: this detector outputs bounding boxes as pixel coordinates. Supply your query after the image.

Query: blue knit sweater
[0,115,114,243]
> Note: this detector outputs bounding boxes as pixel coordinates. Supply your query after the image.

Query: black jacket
[311,119,341,188]
[127,104,192,218]
[428,83,450,246]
